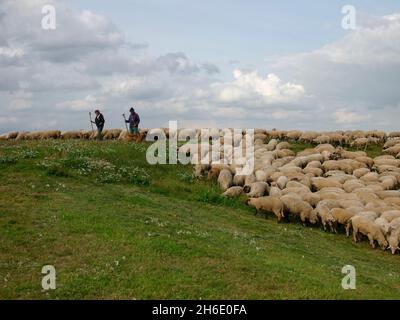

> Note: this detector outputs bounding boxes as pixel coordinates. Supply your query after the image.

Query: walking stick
[89,112,94,133]
[122,114,129,133]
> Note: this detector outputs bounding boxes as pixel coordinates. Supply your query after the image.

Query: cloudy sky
[1,0,400,133]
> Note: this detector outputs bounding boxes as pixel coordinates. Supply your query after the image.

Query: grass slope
[0,140,399,299]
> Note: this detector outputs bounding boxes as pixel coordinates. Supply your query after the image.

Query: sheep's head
[378,237,389,251]
[311,209,319,223]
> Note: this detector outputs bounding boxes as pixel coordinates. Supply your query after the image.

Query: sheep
[276,176,288,190]
[247,196,285,221]
[383,144,400,156]
[233,174,246,186]
[311,177,342,192]
[244,174,257,186]
[217,169,233,191]
[281,195,318,225]
[353,168,370,179]
[269,186,282,197]
[208,167,222,181]
[374,217,391,236]
[349,216,388,250]
[194,164,211,177]
[223,186,244,198]
[301,192,321,207]
[61,131,81,139]
[376,190,400,199]
[381,210,400,222]
[316,202,335,232]
[330,208,355,235]
[343,180,365,193]
[255,169,267,182]
[387,229,400,255]
[357,211,379,221]
[244,182,269,198]
[103,129,122,140]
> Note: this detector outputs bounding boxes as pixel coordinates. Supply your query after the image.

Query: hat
[130,107,135,112]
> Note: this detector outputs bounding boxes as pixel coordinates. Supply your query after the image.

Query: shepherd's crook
[122,114,129,133]
[89,112,94,133]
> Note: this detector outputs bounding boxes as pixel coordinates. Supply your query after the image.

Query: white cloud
[334,109,371,124]
[218,69,305,104]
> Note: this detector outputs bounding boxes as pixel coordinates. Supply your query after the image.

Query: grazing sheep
[387,229,400,255]
[244,182,270,198]
[247,196,285,221]
[233,174,246,186]
[316,202,335,232]
[194,164,211,177]
[208,167,222,181]
[223,186,244,198]
[349,216,388,250]
[217,169,233,191]
[281,195,318,225]
[330,208,355,235]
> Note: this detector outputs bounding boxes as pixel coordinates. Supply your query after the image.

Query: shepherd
[91,109,105,141]
[124,107,140,135]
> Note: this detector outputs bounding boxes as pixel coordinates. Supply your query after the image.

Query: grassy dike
[0,140,399,299]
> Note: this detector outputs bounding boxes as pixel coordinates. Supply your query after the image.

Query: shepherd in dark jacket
[92,110,105,141]
[125,108,140,135]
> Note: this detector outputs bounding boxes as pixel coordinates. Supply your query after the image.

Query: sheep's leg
[368,234,376,249]
[353,228,358,243]
[345,222,351,237]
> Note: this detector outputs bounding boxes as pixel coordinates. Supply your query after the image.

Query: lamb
[280,195,318,225]
[244,182,270,198]
[217,169,233,191]
[316,202,335,232]
[349,216,388,250]
[330,208,355,235]
[247,196,285,221]
[223,186,244,198]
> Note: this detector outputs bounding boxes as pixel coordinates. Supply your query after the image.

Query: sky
[1,0,400,133]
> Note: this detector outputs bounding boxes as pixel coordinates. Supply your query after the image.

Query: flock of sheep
[2,127,400,255]
[0,129,147,142]
[188,129,400,255]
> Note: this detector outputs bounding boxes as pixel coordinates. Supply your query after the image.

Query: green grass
[0,140,400,300]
